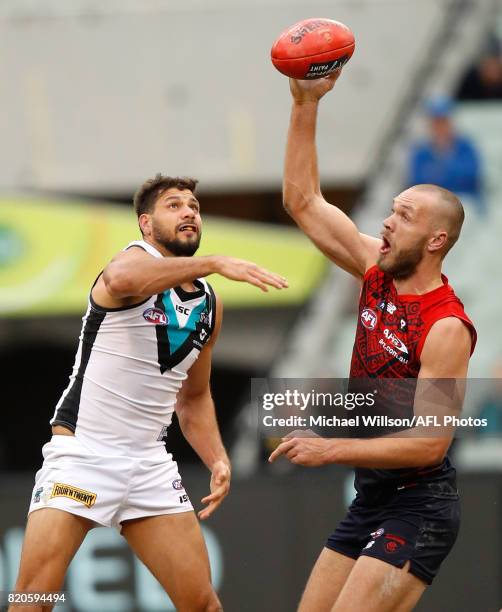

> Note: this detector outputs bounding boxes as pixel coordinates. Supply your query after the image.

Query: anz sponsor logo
[143,308,168,326]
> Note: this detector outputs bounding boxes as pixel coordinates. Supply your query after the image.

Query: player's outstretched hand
[215,256,288,292]
[268,430,333,467]
[199,460,231,520]
[289,69,342,104]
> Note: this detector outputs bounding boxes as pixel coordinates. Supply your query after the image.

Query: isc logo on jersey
[361,308,377,330]
[143,308,168,326]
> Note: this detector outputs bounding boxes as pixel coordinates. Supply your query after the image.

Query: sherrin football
[271,18,355,80]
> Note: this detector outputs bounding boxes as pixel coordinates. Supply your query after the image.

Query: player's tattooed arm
[93,246,288,308]
[269,318,472,469]
[283,72,381,279]
[174,298,231,520]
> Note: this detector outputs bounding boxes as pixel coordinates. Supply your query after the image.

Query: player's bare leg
[9,508,93,612]
[121,512,222,612]
[332,557,426,612]
[298,548,355,612]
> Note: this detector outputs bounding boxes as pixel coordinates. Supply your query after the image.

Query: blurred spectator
[456,36,502,101]
[476,362,502,436]
[407,96,485,215]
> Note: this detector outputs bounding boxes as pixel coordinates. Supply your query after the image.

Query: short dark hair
[133,174,199,221]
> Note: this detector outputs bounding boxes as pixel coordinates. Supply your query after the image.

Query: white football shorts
[28,435,193,530]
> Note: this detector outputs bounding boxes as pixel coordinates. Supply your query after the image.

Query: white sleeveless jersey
[51,240,217,457]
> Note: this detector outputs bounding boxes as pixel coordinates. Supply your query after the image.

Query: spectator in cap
[407,95,485,215]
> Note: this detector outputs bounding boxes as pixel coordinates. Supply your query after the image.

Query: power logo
[32,487,43,503]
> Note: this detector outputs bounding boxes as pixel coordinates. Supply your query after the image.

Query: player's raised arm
[283,73,381,279]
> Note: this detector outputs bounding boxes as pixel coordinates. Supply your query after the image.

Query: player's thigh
[14,508,92,591]
[298,547,355,612]
[121,512,220,611]
[332,557,426,612]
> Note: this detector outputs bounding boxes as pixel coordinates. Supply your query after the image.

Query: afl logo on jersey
[361,308,377,330]
[143,307,168,326]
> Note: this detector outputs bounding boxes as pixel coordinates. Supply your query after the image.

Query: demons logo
[143,307,168,326]
[384,533,406,553]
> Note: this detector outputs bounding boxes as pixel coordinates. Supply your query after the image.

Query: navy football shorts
[326,479,460,585]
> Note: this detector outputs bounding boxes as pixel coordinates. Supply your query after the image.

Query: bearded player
[269,72,476,612]
[12,175,288,612]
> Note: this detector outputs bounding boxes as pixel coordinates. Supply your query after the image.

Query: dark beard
[153,226,201,256]
[377,244,424,280]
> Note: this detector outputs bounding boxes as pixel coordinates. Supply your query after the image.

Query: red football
[271,18,355,80]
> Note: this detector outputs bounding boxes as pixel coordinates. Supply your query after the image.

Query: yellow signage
[0,197,326,315]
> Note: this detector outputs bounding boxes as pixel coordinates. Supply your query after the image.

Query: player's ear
[139,213,152,237]
[428,230,447,253]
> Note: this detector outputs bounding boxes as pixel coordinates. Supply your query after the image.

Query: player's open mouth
[380,236,391,254]
[178,224,197,234]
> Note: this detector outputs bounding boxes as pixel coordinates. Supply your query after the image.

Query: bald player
[269,72,476,611]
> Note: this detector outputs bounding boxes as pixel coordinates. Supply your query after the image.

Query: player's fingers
[198,504,215,520]
[198,504,216,520]
[268,442,288,462]
[246,273,269,292]
[201,486,228,504]
[258,268,289,287]
[242,261,287,284]
[290,453,306,465]
[285,446,300,460]
[268,439,296,462]
[199,497,225,520]
[250,273,283,291]
[326,69,342,82]
[252,268,288,289]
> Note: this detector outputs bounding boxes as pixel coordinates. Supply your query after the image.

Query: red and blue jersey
[351,265,476,379]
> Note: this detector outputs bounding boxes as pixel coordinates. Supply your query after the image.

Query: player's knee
[15,575,60,594]
[15,558,64,593]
